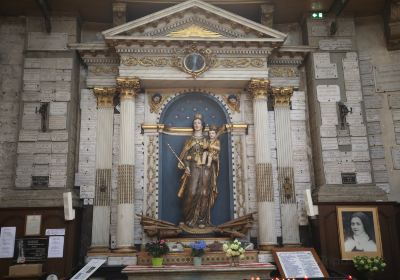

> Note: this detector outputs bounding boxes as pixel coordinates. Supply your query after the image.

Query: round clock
[183,53,206,73]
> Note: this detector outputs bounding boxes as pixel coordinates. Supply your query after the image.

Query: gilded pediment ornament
[167,24,222,38]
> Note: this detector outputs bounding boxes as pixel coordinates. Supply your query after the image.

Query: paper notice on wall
[45,228,65,236]
[0,227,16,258]
[47,236,64,258]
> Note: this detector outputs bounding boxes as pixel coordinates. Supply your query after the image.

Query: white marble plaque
[50,166,67,176]
[355,161,371,172]
[364,95,383,109]
[325,172,342,184]
[317,85,340,102]
[359,60,373,74]
[56,70,72,82]
[290,110,305,121]
[374,170,389,183]
[315,65,338,79]
[56,58,73,70]
[52,142,68,154]
[342,59,359,70]
[375,64,400,92]
[54,91,71,102]
[376,183,390,193]
[391,147,400,169]
[34,154,50,165]
[23,81,40,91]
[51,131,68,142]
[349,125,367,137]
[347,113,363,125]
[343,69,361,82]
[352,151,370,162]
[361,73,375,87]
[322,150,341,162]
[366,109,380,122]
[372,159,387,171]
[319,39,352,51]
[49,116,67,130]
[389,95,400,109]
[36,142,52,153]
[351,137,368,151]
[345,80,362,91]
[40,68,56,81]
[38,132,52,141]
[367,122,381,134]
[321,138,339,150]
[356,172,372,184]
[370,146,385,159]
[50,102,68,116]
[17,142,37,154]
[51,154,68,165]
[23,69,40,81]
[27,32,68,51]
[55,81,71,91]
[368,134,383,146]
[320,126,337,137]
[19,130,38,142]
[392,109,400,121]
[40,58,58,69]
[25,58,41,69]
[80,185,95,199]
[346,90,362,102]
[338,137,351,146]
[33,164,49,176]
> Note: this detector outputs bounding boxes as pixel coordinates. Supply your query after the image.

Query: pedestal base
[123,263,276,280]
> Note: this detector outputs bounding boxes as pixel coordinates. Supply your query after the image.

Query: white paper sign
[276,251,324,278]
[0,227,16,258]
[48,236,64,258]
[45,228,65,236]
[70,259,106,280]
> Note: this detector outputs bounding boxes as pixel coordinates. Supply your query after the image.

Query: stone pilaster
[272,87,299,245]
[115,77,140,253]
[90,87,116,252]
[247,78,276,249]
[113,2,127,27]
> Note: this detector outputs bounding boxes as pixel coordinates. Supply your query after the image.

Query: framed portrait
[337,206,382,260]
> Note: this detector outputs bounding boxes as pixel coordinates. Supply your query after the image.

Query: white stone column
[247,78,276,250]
[90,87,116,252]
[115,77,140,253]
[273,87,299,245]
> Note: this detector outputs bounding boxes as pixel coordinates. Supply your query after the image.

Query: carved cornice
[116,77,141,99]
[93,87,117,108]
[247,78,270,99]
[90,66,119,76]
[272,86,293,106]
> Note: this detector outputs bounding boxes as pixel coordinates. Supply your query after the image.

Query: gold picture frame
[337,206,382,260]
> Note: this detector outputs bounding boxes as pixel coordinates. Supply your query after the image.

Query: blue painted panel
[159,93,233,226]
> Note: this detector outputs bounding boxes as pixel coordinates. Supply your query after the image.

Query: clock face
[183,53,206,73]
[46,274,58,280]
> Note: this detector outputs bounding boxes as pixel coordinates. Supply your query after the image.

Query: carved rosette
[93,87,117,108]
[116,77,141,99]
[247,78,270,99]
[272,87,293,106]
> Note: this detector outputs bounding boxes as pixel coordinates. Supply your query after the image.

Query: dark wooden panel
[314,202,400,279]
[0,207,81,279]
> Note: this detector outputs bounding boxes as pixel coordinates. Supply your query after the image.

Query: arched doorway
[159,92,233,226]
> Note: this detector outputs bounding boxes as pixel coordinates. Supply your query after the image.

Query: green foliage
[145,239,170,258]
[353,256,386,273]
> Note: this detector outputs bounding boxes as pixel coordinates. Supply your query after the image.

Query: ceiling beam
[328,0,350,16]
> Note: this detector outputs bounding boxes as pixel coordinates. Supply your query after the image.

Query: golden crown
[194,113,203,120]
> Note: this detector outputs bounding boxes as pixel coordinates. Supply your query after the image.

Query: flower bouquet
[190,240,207,266]
[145,239,169,266]
[353,256,386,280]
[222,239,245,266]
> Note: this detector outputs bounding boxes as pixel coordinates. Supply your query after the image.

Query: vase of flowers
[353,256,386,280]
[223,239,245,267]
[190,240,206,266]
[145,239,170,267]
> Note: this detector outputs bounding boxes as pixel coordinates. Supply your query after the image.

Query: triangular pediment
[103,0,286,44]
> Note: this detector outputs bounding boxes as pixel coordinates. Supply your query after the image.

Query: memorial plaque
[27,32,68,51]
[367,122,382,134]
[50,102,68,116]
[345,80,362,91]
[355,161,371,172]
[375,64,400,92]
[343,69,361,82]
[391,147,400,169]
[364,95,383,109]
[389,94,400,109]
[40,89,54,102]
[338,137,351,146]
[372,159,387,171]
[322,150,341,162]
[368,134,383,146]
[25,58,41,69]
[396,133,400,145]
[346,90,362,102]
[36,142,52,154]
[376,183,390,193]
[33,164,49,176]
[49,115,67,130]
[56,58,73,70]
[13,238,48,262]
[392,109,400,121]
[51,131,68,142]
[366,109,380,122]
[51,154,68,165]
[23,81,40,91]
[315,65,338,79]
[52,142,68,154]
[17,142,36,154]
[40,68,56,81]
[56,81,71,91]
[80,185,95,199]
[349,125,367,137]
[324,162,341,173]
[319,39,352,51]
[317,85,340,102]
[338,129,350,137]
[359,60,373,74]
[342,59,359,70]
[370,146,385,159]
[23,69,40,81]
[352,151,370,162]
[290,110,305,121]
[34,154,50,165]
[374,170,389,183]
[351,137,368,151]
[361,73,375,87]
[40,58,58,69]
[347,113,363,125]
[325,172,342,184]
[320,126,337,137]
[22,91,41,102]
[56,70,72,82]
[321,138,338,150]
[32,176,49,188]
[341,173,357,184]
[54,91,71,102]
[356,172,372,183]
[38,132,52,141]
[19,130,38,142]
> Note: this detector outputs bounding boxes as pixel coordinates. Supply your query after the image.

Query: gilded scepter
[167,143,189,198]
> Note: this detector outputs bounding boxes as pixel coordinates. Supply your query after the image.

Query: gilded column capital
[93,87,117,108]
[247,78,270,99]
[116,77,141,99]
[272,87,293,106]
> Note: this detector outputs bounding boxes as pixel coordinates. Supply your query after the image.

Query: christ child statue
[202,125,221,167]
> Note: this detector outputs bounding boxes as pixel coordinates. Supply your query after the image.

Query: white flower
[223,244,228,251]
[239,248,244,253]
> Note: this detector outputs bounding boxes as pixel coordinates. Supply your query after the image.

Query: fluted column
[115,77,140,252]
[273,87,299,245]
[90,87,116,252]
[247,78,276,249]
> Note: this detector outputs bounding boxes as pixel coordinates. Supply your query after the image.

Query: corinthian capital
[272,87,293,106]
[247,78,270,99]
[116,77,141,99]
[93,87,117,108]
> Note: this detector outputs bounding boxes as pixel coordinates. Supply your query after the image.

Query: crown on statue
[194,113,203,120]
